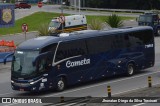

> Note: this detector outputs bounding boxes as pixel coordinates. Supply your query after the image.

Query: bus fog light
[118,61,122,64]
[32,87,36,90]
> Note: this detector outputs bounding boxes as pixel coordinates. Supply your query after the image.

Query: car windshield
[49,20,61,28]
[139,15,152,23]
[12,50,39,78]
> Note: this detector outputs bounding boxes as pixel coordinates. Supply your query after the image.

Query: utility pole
[82,0,85,7]
[61,0,64,32]
[74,0,76,11]
[79,0,80,14]
[61,0,63,14]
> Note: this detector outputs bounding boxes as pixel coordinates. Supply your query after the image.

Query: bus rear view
[8,26,154,92]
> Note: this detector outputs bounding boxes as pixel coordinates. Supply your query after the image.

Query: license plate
[19,89,24,91]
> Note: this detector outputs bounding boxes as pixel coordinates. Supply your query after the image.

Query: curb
[0,31,38,37]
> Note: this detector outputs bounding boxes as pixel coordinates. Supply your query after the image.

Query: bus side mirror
[32,60,36,66]
[3,53,14,65]
[32,55,40,67]
[4,60,6,65]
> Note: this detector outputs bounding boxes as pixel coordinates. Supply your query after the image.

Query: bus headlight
[29,78,43,85]
[30,82,35,85]
[11,80,14,83]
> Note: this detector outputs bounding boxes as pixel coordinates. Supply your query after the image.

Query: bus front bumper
[11,79,52,92]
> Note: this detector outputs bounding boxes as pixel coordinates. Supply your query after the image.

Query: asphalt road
[15,5,140,20]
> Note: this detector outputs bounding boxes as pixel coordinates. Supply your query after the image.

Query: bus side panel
[143,45,155,68]
[54,56,91,85]
[54,45,154,86]
[76,51,125,81]
[52,27,155,87]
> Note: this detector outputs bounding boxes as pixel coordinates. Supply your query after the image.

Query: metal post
[60,96,64,102]
[61,0,64,33]
[107,86,111,97]
[24,31,26,41]
[61,0,63,14]
[79,0,80,14]
[148,76,152,87]
[82,0,85,7]
[74,0,76,11]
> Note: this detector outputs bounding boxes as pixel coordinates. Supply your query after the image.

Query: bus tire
[157,28,160,36]
[126,63,134,76]
[56,77,66,91]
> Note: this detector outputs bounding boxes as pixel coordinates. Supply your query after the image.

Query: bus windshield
[49,20,61,28]
[139,15,152,23]
[12,50,39,78]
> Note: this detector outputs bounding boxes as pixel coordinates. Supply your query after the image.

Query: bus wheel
[157,28,160,36]
[56,77,66,91]
[126,63,134,76]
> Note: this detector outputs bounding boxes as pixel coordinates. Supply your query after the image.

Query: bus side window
[39,43,57,70]
[55,40,87,62]
[143,30,153,44]
[38,58,46,73]
[113,34,125,49]
[86,36,112,54]
[124,34,131,47]
[124,34,129,40]
[129,31,152,47]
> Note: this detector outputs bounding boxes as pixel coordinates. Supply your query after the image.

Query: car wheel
[56,77,66,91]
[126,63,134,76]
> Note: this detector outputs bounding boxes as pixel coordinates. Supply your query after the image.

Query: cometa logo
[66,58,90,68]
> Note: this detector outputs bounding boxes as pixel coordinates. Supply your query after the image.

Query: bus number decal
[145,44,153,48]
[66,58,90,68]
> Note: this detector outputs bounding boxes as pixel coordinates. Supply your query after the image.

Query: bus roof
[17,26,153,50]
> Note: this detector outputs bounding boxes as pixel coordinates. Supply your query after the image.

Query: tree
[37,23,51,36]
[86,0,103,8]
[105,14,123,28]
[88,18,105,30]
[85,0,160,10]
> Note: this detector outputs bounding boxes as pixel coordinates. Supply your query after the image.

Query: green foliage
[85,0,160,10]
[10,0,15,3]
[0,12,134,36]
[88,18,104,30]
[86,0,103,8]
[105,14,123,28]
[0,12,61,35]
[37,23,51,36]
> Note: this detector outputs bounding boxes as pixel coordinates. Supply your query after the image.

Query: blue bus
[4,26,155,92]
